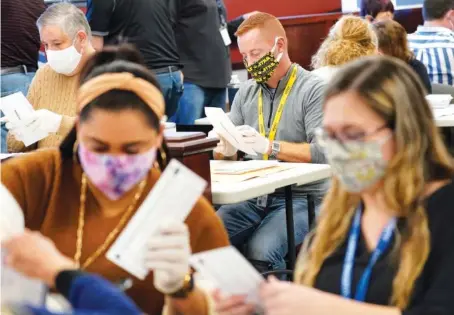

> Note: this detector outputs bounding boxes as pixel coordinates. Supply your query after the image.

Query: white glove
[208,128,237,157]
[145,222,191,295]
[236,125,270,154]
[4,109,62,135]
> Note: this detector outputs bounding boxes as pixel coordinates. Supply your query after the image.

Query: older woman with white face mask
[3,2,95,153]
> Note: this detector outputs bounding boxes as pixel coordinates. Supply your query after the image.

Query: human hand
[236,125,270,154]
[209,128,238,157]
[5,109,62,135]
[213,289,255,315]
[2,230,76,287]
[260,276,315,315]
[145,222,191,295]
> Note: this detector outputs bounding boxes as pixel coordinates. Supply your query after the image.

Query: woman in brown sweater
[1,45,229,315]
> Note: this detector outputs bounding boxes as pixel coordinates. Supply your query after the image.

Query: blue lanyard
[215,0,227,26]
[341,207,396,302]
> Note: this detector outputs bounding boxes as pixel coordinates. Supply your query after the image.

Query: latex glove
[5,109,62,135]
[145,222,191,295]
[2,229,76,287]
[208,128,238,157]
[236,125,270,154]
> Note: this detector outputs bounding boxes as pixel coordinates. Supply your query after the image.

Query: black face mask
[244,38,283,84]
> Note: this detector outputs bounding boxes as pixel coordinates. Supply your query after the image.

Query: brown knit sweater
[8,65,78,152]
[1,149,229,314]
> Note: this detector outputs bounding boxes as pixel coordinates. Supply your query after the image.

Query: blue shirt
[408,26,454,86]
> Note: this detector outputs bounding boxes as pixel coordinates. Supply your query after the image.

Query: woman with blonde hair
[373,19,432,93]
[215,56,454,314]
[311,15,378,81]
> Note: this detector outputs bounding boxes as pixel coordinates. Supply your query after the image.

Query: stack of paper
[205,107,257,156]
[212,160,280,175]
[0,184,47,308]
[0,92,48,146]
[211,161,295,183]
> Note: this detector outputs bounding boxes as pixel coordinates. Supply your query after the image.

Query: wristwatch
[269,141,281,159]
[169,273,194,299]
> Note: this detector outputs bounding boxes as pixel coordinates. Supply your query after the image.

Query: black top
[86,0,180,70]
[1,0,45,69]
[170,0,242,88]
[408,58,432,94]
[315,179,454,315]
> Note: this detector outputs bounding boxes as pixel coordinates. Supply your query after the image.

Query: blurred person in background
[361,0,395,22]
[86,0,183,120]
[2,3,95,153]
[408,0,454,86]
[170,0,257,124]
[311,15,378,81]
[0,0,45,153]
[373,19,432,93]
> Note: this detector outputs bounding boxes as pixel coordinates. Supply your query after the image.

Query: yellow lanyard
[258,65,298,160]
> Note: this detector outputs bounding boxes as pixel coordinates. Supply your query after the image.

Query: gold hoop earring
[73,140,79,163]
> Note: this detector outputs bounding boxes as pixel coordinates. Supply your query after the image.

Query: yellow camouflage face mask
[244,37,283,84]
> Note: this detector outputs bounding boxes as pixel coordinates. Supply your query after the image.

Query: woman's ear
[365,15,374,22]
[76,31,88,54]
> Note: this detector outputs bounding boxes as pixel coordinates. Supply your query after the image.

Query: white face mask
[46,41,82,75]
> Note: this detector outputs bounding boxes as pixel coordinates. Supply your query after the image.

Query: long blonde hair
[297,56,454,309]
[312,16,378,69]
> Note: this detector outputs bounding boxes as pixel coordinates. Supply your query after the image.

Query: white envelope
[0,183,24,242]
[205,107,257,156]
[0,92,48,146]
[190,246,264,305]
[106,159,207,280]
[0,184,47,308]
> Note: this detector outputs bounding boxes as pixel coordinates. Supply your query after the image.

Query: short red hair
[235,12,286,38]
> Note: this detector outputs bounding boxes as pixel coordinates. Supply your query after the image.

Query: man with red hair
[212,12,327,272]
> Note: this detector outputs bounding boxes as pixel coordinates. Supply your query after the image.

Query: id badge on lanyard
[341,207,396,302]
[220,25,231,46]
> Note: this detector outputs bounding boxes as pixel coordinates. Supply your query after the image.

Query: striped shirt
[408,26,454,86]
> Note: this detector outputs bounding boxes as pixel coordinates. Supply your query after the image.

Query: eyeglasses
[315,124,389,147]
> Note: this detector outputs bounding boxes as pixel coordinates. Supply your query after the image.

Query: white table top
[436,115,454,127]
[210,160,332,205]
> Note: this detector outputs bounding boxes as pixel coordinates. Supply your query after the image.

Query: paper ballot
[0,92,48,146]
[205,107,257,156]
[106,159,207,280]
[0,184,47,308]
[190,246,264,304]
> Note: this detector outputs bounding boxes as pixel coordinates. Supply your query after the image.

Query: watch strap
[169,273,194,299]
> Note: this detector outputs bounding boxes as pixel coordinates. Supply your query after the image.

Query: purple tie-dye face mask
[78,143,157,200]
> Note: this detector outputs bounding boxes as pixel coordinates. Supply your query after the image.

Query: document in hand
[0,184,47,308]
[106,159,207,280]
[205,107,257,156]
[0,92,48,146]
[190,246,264,304]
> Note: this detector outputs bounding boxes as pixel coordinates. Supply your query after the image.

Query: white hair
[37,2,92,39]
